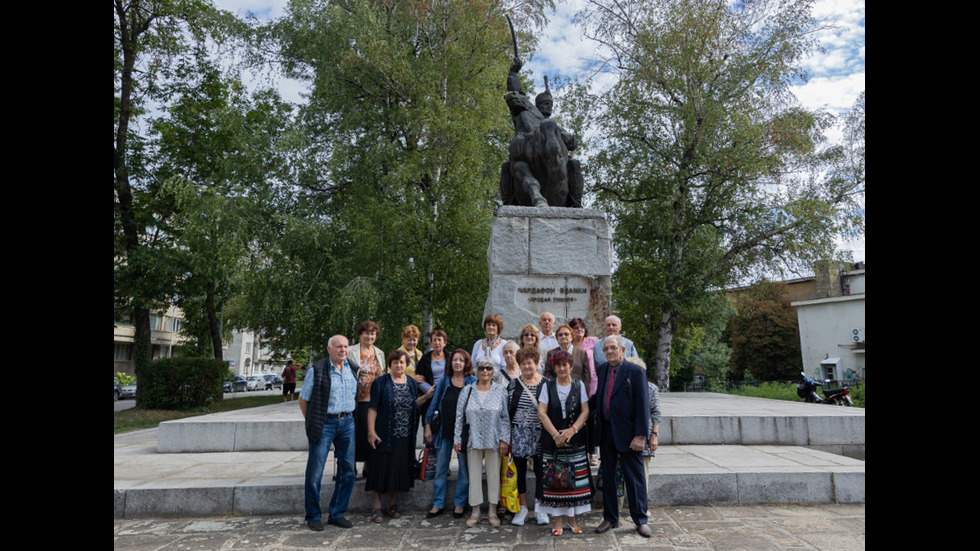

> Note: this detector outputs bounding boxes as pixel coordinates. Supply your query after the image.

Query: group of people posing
[299,312,661,539]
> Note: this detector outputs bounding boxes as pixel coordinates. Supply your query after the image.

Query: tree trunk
[654,308,677,391]
[206,280,222,360]
[132,304,152,404]
[422,268,433,351]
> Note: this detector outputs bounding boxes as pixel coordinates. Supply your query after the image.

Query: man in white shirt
[538,311,558,351]
[593,315,637,366]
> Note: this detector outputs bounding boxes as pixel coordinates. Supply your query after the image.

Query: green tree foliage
[115,0,232,389]
[231,0,556,356]
[116,1,297,377]
[571,0,865,390]
[154,60,296,360]
[725,280,801,381]
[669,293,734,390]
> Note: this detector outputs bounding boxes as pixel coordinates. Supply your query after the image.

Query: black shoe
[426,508,444,518]
[636,524,652,538]
[308,519,324,531]
[452,507,466,519]
[327,516,353,529]
[595,520,619,534]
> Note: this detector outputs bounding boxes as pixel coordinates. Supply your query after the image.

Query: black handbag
[458,386,472,452]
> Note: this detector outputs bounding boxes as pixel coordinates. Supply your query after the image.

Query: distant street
[114,386,287,412]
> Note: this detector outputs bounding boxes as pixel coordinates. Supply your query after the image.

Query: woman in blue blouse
[422,348,476,519]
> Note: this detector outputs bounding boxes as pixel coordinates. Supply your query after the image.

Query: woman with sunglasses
[543,324,591,393]
[454,357,511,527]
[517,323,545,373]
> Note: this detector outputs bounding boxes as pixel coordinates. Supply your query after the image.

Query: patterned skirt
[537,444,593,516]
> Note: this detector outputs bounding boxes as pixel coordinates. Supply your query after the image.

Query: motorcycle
[797,372,853,406]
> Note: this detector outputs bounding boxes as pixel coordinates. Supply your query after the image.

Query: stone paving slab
[113,503,866,550]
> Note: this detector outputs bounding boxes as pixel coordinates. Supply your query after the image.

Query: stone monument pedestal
[483,206,612,338]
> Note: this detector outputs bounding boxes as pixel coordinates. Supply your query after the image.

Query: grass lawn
[719,380,865,408]
[114,394,286,434]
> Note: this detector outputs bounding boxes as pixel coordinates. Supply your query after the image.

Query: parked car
[264,374,283,390]
[120,382,137,399]
[114,379,122,401]
[246,375,266,391]
[224,375,247,393]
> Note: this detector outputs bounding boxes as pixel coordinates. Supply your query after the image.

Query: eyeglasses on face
[522,333,536,338]
[477,365,494,372]
[556,332,571,337]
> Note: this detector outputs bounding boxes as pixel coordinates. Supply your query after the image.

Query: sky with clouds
[215,0,864,262]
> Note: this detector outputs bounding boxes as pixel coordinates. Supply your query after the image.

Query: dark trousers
[513,455,543,500]
[599,419,648,525]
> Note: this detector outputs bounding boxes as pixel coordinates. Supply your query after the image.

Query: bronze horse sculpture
[499,17,584,208]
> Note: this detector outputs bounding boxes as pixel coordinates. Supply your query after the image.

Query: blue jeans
[305,415,355,523]
[431,435,469,509]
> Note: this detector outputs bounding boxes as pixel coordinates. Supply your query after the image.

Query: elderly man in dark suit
[590,335,652,538]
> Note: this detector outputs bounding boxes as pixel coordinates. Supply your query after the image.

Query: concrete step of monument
[156,394,865,459]
[115,426,865,519]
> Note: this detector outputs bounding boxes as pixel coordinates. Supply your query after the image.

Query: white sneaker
[511,506,528,526]
[535,510,549,525]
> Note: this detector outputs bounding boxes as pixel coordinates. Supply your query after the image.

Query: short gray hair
[604,334,625,349]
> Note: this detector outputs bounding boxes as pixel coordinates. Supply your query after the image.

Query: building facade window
[149,315,164,331]
[115,343,132,361]
[166,316,180,333]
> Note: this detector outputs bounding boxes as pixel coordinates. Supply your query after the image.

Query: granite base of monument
[484,205,612,338]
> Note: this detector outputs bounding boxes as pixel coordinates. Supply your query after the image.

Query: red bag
[416,443,437,482]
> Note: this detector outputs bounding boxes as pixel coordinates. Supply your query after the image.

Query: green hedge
[139,358,226,410]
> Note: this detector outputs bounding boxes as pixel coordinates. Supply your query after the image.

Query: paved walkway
[113,503,866,550]
[114,393,865,548]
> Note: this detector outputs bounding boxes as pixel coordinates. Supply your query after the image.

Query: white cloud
[213,0,289,20]
[793,72,865,114]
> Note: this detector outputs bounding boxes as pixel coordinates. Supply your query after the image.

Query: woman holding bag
[454,357,511,527]
[536,350,593,536]
[423,348,476,519]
